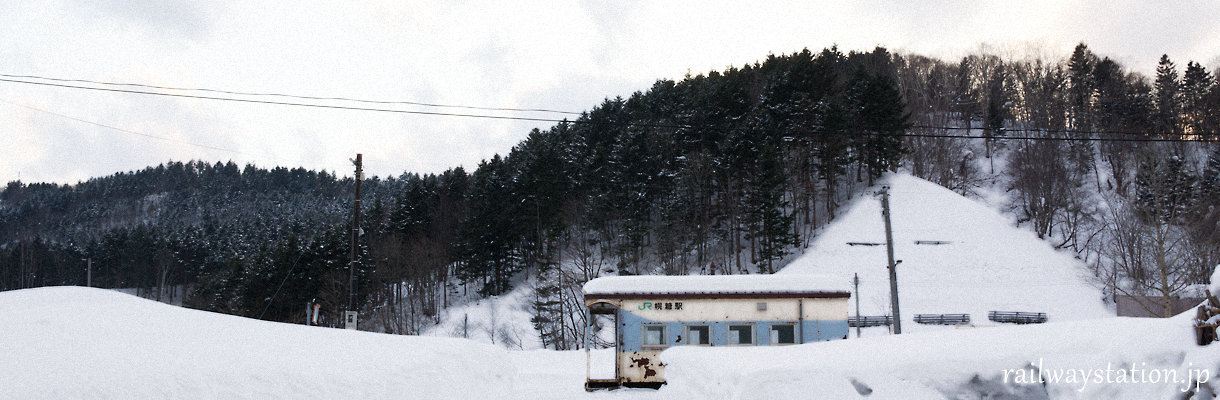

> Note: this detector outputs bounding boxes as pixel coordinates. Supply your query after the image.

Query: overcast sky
[2,1,1218,185]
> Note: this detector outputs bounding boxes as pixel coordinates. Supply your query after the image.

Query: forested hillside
[3,44,1220,345]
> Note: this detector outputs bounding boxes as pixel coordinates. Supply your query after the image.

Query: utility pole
[86,258,92,288]
[880,186,901,334]
[853,273,861,338]
[19,240,25,289]
[346,154,363,330]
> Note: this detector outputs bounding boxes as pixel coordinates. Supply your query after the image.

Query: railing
[988,311,1047,324]
[913,313,971,325]
[848,315,893,327]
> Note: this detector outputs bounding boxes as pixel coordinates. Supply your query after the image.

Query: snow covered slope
[780,173,1112,332]
[419,281,542,350]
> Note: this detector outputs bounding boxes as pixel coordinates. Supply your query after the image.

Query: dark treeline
[0,160,407,315]
[3,44,1220,343]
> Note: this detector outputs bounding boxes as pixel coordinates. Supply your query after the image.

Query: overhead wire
[0,73,583,115]
[0,77,576,124]
[2,75,1218,144]
[0,99,252,156]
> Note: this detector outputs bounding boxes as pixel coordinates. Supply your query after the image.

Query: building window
[728,324,753,345]
[771,324,796,345]
[643,325,666,346]
[685,325,710,345]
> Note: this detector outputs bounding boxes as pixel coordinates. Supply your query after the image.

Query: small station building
[582,274,850,389]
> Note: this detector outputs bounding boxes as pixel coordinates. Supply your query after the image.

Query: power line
[0,73,583,115]
[3,76,1218,144]
[0,98,273,160]
[0,77,577,124]
[258,249,309,321]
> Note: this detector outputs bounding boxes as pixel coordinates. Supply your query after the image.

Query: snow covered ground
[419,280,542,350]
[663,312,1219,399]
[1,286,1216,399]
[780,173,1113,335]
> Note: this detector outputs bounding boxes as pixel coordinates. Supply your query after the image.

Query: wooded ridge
[3,44,1219,345]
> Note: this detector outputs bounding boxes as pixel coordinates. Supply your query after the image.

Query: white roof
[582,274,850,297]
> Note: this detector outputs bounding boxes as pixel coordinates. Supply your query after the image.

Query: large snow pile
[2,287,1217,399]
[0,287,515,399]
[780,173,1112,331]
[661,312,1220,399]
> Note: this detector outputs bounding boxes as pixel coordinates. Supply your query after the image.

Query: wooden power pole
[880,186,901,334]
[346,154,363,330]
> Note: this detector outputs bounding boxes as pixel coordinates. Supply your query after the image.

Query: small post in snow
[853,273,861,338]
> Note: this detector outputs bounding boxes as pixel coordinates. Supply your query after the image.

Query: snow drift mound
[780,173,1111,331]
[0,287,514,399]
[661,312,1220,399]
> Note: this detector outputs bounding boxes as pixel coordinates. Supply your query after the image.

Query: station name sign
[639,301,684,311]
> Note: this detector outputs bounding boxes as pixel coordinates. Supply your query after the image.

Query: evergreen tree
[1182,61,1214,138]
[848,69,910,185]
[456,155,523,296]
[1134,154,1198,225]
[1153,54,1182,137]
[1067,43,1097,132]
[745,134,797,273]
[1066,44,1099,184]
[983,63,1012,166]
[953,56,982,132]
[1200,145,1220,201]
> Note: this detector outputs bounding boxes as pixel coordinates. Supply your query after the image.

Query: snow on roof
[582,274,850,298]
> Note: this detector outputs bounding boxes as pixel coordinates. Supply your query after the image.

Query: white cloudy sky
[2,1,1218,185]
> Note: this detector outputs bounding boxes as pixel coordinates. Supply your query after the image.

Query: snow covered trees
[1104,150,1213,317]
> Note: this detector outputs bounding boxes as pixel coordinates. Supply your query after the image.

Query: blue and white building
[582,274,851,389]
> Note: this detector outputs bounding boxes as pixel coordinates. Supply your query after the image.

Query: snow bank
[780,173,1112,332]
[661,315,1220,399]
[2,286,1217,399]
[0,287,514,400]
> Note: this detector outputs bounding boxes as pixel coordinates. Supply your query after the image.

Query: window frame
[727,324,754,346]
[641,324,668,349]
[683,324,711,346]
[770,323,797,345]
